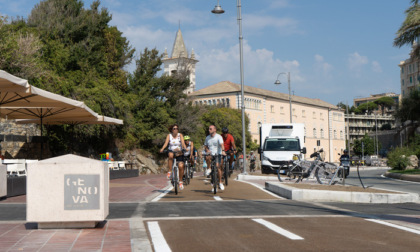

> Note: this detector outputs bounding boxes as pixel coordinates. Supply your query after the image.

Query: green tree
[353,102,378,115]
[200,107,254,152]
[127,48,190,151]
[395,90,420,123]
[374,97,395,116]
[1,0,135,156]
[394,0,420,49]
[352,134,375,156]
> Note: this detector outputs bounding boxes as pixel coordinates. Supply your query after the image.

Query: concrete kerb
[264,181,419,203]
[384,172,420,183]
[236,173,419,203]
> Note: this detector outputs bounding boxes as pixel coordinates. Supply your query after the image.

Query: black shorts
[175,155,184,162]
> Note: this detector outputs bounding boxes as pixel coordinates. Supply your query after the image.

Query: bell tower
[162,28,198,94]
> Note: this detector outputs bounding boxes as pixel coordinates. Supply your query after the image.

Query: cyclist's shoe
[211,187,216,193]
[205,168,212,176]
[179,182,184,190]
[219,183,225,191]
[167,172,171,180]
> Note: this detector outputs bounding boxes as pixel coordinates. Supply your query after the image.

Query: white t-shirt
[168,133,181,152]
[204,133,224,155]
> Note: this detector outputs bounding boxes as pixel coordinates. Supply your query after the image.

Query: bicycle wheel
[277,167,283,182]
[173,167,178,195]
[315,164,335,185]
[185,163,190,185]
[212,166,217,194]
[224,159,229,186]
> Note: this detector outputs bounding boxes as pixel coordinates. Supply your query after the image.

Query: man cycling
[221,127,236,174]
[204,125,226,192]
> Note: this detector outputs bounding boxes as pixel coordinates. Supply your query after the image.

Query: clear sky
[0,0,414,106]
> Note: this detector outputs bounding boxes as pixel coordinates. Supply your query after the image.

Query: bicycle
[315,161,345,185]
[222,150,234,186]
[184,157,192,185]
[204,153,221,194]
[277,149,331,184]
[163,150,184,195]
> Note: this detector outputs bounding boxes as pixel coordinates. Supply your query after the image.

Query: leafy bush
[387,147,414,170]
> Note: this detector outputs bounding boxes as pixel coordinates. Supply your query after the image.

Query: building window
[340,130,344,139]
[334,130,337,139]
[270,105,274,113]
[302,110,306,118]
[401,67,404,74]
[304,127,306,136]
[402,79,404,86]
[313,128,317,138]
[320,129,324,138]
[410,76,413,83]
[226,98,230,107]
[320,112,323,120]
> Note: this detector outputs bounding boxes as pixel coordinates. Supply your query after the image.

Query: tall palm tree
[394,0,420,48]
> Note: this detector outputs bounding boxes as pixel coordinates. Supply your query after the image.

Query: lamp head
[274,80,281,85]
[212,1,225,14]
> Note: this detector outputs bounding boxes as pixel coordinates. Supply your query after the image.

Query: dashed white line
[147,221,172,252]
[365,219,420,235]
[214,196,223,201]
[252,218,304,240]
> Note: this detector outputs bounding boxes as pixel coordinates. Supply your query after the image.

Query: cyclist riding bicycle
[183,135,194,163]
[204,125,226,192]
[221,127,237,173]
[159,124,187,190]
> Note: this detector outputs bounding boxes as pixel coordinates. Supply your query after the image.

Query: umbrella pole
[40,112,43,160]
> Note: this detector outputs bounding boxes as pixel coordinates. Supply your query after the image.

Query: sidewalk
[0,174,170,252]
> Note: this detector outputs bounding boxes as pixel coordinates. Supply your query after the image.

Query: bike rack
[356,162,372,189]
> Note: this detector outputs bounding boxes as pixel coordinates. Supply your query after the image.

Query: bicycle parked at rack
[164,150,184,195]
[277,149,343,185]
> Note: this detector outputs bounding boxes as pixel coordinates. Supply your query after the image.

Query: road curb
[265,181,419,203]
[384,172,420,183]
[236,174,278,181]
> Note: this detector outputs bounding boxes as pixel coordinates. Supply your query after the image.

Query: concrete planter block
[26,154,109,229]
[0,164,6,198]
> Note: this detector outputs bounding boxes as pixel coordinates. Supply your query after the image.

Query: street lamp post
[212,0,247,174]
[275,72,292,123]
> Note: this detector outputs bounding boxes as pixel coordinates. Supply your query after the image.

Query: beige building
[189,81,346,162]
[399,40,420,98]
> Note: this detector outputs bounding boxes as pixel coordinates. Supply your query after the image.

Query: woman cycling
[183,135,194,166]
[160,124,187,190]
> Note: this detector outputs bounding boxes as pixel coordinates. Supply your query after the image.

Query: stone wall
[0,119,51,159]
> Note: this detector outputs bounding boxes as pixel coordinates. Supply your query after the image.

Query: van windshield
[263,138,300,151]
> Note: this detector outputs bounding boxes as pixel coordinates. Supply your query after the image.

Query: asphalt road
[345,168,420,194]
[142,172,420,251]
[1,170,420,251]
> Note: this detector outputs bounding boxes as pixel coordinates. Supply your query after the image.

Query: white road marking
[252,218,304,240]
[214,196,223,201]
[147,221,172,252]
[237,179,285,199]
[366,219,420,235]
[151,186,173,202]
